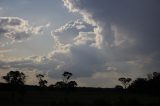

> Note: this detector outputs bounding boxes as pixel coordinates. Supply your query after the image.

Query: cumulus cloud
[0,17,49,41]
[0,18,107,79]
[74,32,95,45]
[53,19,94,44]
[63,0,160,72]
[0,0,160,87]
[63,0,160,50]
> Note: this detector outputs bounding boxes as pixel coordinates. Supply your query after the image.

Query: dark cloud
[63,0,160,72]
[64,0,160,47]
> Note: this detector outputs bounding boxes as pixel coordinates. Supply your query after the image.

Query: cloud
[53,19,94,44]
[63,0,160,50]
[0,17,49,41]
[0,0,160,87]
[0,7,3,11]
[0,19,107,79]
[0,48,12,53]
[74,32,95,45]
[63,0,160,71]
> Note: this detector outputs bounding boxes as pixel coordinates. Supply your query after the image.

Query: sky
[0,0,160,87]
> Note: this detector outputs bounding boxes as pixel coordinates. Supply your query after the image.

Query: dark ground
[0,84,160,106]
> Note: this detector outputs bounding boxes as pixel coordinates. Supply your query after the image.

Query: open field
[0,87,160,106]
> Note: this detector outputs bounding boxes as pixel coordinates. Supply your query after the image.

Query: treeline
[128,72,160,93]
[1,70,160,94]
[1,71,77,89]
[116,72,160,94]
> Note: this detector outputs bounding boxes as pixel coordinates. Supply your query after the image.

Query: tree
[54,72,78,88]
[152,72,160,79]
[147,72,160,91]
[62,71,72,83]
[128,72,160,93]
[36,74,48,87]
[54,81,66,88]
[128,78,147,90]
[118,77,132,89]
[68,81,77,88]
[147,72,160,80]
[2,71,26,85]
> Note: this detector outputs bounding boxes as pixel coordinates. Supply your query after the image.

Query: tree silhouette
[36,74,48,87]
[68,81,77,88]
[118,77,132,89]
[62,71,72,83]
[54,72,77,88]
[147,72,160,80]
[54,81,66,88]
[129,72,160,93]
[128,78,147,91]
[2,71,26,85]
[152,72,160,79]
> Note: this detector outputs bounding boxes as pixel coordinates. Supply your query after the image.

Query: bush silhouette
[115,85,123,90]
[55,81,66,88]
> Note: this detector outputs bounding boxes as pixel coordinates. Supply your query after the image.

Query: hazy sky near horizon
[0,0,160,87]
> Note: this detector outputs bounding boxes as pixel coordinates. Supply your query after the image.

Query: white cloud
[0,19,108,80]
[0,17,49,41]
[53,19,94,44]
[74,32,95,45]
